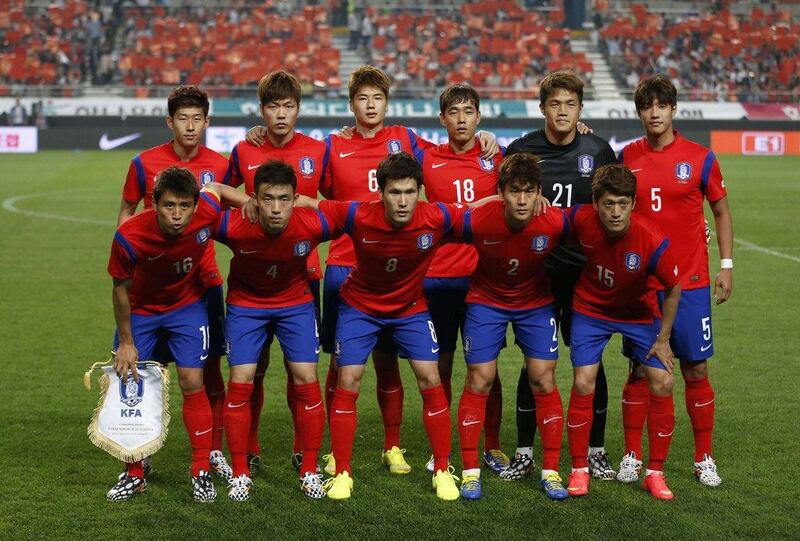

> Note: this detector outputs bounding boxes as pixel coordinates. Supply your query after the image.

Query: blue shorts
[113,299,209,369]
[225,302,319,365]
[423,277,469,354]
[571,312,665,370]
[321,265,395,355]
[463,303,559,364]
[334,303,439,366]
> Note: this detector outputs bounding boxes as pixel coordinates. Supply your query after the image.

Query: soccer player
[107,167,249,502]
[117,85,233,481]
[214,161,337,501]
[227,71,327,475]
[296,153,464,501]
[414,83,507,475]
[618,74,733,487]
[565,164,681,500]
[456,153,571,501]
[503,70,618,481]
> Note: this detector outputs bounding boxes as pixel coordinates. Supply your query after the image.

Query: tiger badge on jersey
[294,240,311,257]
[577,154,594,176]
[623,251,641,272]
[199,171,215,186]
[675,162,692,183]
[531,234,549,252]
[119,376,144,407]
[387,139,403,154]
[299,156,315,176]
[196,227,211,244]
[417,233,434,251]
[478,156,495,172]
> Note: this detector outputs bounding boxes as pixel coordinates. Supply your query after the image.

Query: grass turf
[0,151,798,539]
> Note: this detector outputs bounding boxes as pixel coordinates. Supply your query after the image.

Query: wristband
[720,258,733,269]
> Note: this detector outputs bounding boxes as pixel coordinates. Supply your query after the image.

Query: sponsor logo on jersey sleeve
[577,154,594,175]
[623,251,641,271]
[196,227,211,244]
[299,156,315,176]
[675,162,692,183]
[387,139,403,154]
[199,171,214,186]
[294,240,311,257]
[531,234,549,252]
[417,233,434,250]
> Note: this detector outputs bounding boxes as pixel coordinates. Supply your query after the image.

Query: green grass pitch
[0,151,798,539]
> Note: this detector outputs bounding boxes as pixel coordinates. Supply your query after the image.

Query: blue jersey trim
[321,135,332,178]
[407,128,421,158]
[217,210,230,244]
[647,238,670,275]
[114,231,137,264]
[436,202,452,232]
[569,204,582,224]
[499,145,507,157]
[132,155,146,198]
[700,151,716,193]
[200,192,221,212]
[228,145,241,185]
[315,209,330,242]
[344,201,359,235]
[413,146,425,165]
[221,161,233,186]
[463,210,473,244]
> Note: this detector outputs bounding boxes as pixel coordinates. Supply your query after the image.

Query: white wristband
[720,258,733,269]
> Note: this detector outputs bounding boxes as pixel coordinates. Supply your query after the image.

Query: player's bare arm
[647,282,682,373]
[245,125,267,146]
[112,277,139,381]
[294,194,320,210]
[117,199,138,227]
[710,196,733,305]
[201,182,251,208]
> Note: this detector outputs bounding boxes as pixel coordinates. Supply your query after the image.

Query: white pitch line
[733,237,800,264]
[2,192,115,226]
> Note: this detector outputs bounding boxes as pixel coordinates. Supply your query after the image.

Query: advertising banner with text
[710,130,800,156]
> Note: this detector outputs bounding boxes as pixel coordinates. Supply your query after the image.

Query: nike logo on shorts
[700,343,713,352]
[431,347,439,353]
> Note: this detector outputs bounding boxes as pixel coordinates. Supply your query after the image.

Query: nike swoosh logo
[247,164,262,171]
[657,430,674,438]
[549,345,559,352]
[200,353,208,361]
[379,388,401,394]
[431,162,447,169]
[579,241,594,248]
[362,238,380,244]
[595,408,608,414]
[147,253,165,261]
[335,409,354,414]
[543,416,562,424]
[315,346,321,354]
[305,401,322,410]
[517,407,535,412]
[194,428,212,436]
[483,240,501,245]
[427,408,448,417]
[328,387,335,393]
[700,343,713,352]
[99,132,141,150]
[227,402,247,409]
[431,347,439,353]
[622,400,644,405]
[339,151,356,158]
[462,419,481,426]
[630,168,643,173]
[239,249,258,255]
[694,399,714,408]
[567,421,589,428]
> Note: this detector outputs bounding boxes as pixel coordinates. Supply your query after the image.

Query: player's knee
[680,360,707,379]
[572,372,596,395]
[290,367,318,385]
[337,371,362,392]
[177,369,205,394]
[466,367,493,394]
[527,363,555,393]
[416,370,442,391]
[648,371,673,396]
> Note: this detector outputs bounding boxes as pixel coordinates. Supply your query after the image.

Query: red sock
[203,356,225,451]
[182,387,213,476]
[286,378,301,453]
[247,373,265,455]
[330,388,358,475]
[421,385,451,473]
[294,382,324,476]
[647,393,675,471]
[223,382,253,477]
[622,375,650,458]
[484,374,503,451]
[567,389,594,469]
[324,360,337,424]
[457,387,489,470]
[375,361,404,450]
[126,461,144,478]
[684,375,715,461]
[535,388,564,472]
[442,377,452,407]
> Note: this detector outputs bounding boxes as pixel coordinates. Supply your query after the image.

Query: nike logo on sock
[517,407,535,412]
[462,419,481,426]
[194,428,212,436]
[305,401,322,410]
[595,408,608,414]
[657,430,674,438]
[693,399,714,407]
[567,421,589,429]
[543,416,562,425]
[427,408,448,417]
[622,400,645,405]
[334,409,354,414]
[379,388,401,394]
[227,402,247,408]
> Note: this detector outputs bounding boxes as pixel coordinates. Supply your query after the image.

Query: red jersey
[320,126,435,267]
[463,201,569,310]
[621,131,727,290]
[417,141,503,278]
[214,207,336,309]
[227,133,327,281]
[108,193,222,315]
[122,142,230,289]
[318,199,465,318]
[570,205,680,323]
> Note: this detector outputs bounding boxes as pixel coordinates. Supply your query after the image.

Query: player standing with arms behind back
[503,71,618,481]
[618,74,733,487]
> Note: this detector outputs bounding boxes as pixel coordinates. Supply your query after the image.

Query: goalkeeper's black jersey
[506,129,617,269]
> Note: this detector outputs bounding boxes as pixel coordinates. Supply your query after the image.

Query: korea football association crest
[675,162,692,183]
[531,234,549,252]
[478,156,495,172]
[387,139,403,154]
[196,227,210,244]
[294,240,311,257]
[417,233,434,251]
[119,376,144,407]
[624,251,641,272]
[199,170,215,186]
[299,156,315,176]
[577,154,594,176]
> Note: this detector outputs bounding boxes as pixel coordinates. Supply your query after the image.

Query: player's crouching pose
[214,161,338,501]
[457,153,571,501]
[565,164,681,500]
[297,153,466,501]
[107,167,249,502]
